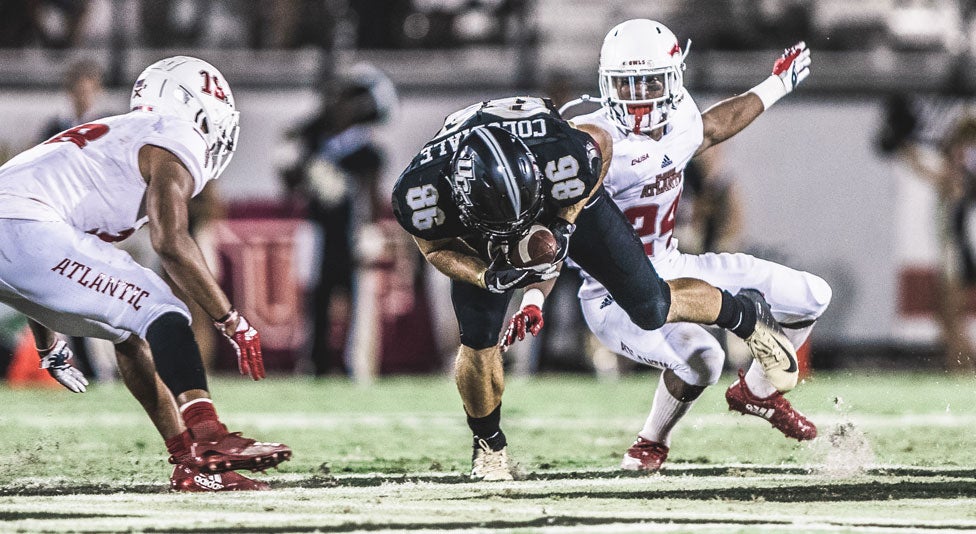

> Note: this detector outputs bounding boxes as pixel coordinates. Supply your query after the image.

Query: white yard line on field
[1,412,974,429]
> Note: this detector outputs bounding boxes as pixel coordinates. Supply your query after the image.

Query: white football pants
[0,219,190,342]
[581,250,832,387]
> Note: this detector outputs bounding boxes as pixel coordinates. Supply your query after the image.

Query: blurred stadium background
[0,0,974,381]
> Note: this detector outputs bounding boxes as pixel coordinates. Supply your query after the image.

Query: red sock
[165,430,191,459]
[180,399,224,440]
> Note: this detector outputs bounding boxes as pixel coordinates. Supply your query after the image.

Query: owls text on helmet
[599,19,690,135]
[130,56,240,180]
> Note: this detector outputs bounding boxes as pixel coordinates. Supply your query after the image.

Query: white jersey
[0,111,210,241]
[572,89,704,299]
[573,91,832,383]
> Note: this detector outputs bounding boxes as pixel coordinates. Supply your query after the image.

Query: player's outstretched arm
[698,41,811,155]
[141,145,264,380]
[142,145,232,319]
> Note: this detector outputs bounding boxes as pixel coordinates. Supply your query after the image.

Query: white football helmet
[599,19,690,135]
[130,56,240,180]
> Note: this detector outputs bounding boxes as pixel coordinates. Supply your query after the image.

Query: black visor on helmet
[449,126,543,239]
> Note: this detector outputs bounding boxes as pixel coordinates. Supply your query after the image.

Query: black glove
[549,218,576,264]
[482,255,558,294]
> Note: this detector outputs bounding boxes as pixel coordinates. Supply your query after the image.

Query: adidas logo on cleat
[193,473,225,491]
[745,403,775,419]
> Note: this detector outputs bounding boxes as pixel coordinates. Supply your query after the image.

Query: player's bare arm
[413,235,488,288]
[697,94,765,155]
[27,318,57,350]
[140,144,233,321]
[698,42,811,156]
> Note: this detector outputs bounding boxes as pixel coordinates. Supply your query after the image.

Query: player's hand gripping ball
[508,224,558,268]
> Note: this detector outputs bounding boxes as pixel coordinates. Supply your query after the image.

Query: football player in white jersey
[0,56,291,491]
[505,20,832,471]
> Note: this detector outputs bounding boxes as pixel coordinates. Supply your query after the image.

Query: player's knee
[682,345,725,386]
[147,310,191,335]
[459,331,498,351]
[629,295,670,331]
[806,274,833,318]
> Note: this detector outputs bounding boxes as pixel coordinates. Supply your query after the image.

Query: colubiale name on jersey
[640,168,682,198]
[418,118,549,165]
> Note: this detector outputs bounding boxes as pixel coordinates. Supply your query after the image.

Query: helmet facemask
[209,110,240,179]
[600,67,683,135]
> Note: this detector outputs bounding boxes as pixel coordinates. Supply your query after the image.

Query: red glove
[500,304,544,353]
[214,309,265,380]
[771,41,811,91]
[750,41,811,109]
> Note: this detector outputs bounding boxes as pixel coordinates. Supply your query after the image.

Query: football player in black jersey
[392,96,795,481]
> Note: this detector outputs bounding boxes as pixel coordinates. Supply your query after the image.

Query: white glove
[38,340,88,393]
[749,41,811,109]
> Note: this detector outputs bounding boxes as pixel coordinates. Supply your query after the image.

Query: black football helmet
[449,126,544,239]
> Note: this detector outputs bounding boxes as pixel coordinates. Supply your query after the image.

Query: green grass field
[1,370,975,533]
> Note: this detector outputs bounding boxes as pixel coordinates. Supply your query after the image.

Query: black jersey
[391,97,601,254]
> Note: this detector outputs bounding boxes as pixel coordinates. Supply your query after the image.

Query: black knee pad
[626,278,671,331]
[451,280,511,351]
[145,311,208,395]
[570,192,672,332]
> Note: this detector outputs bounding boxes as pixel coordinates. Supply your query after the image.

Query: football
[509,224,558,268]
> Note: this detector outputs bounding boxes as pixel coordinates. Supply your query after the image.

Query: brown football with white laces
[509,224,558,268]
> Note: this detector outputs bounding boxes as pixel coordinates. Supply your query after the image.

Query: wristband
[478,269,487,289]
[520,288,545,311]
[749,75,787,110]
[35,340,58,353]
[214,308,240,333]
[215,308,236,323]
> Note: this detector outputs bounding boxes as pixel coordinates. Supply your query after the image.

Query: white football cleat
[738,289,799,392]
[471,439,514,481]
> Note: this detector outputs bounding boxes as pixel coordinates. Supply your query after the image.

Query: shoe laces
[748,326,787,367]
[474,438,508,474]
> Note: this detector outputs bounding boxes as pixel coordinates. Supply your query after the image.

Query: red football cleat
[184,431,293,473]
[170,463,270,492]
[620,436,669,472]
[726,369,817,441]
